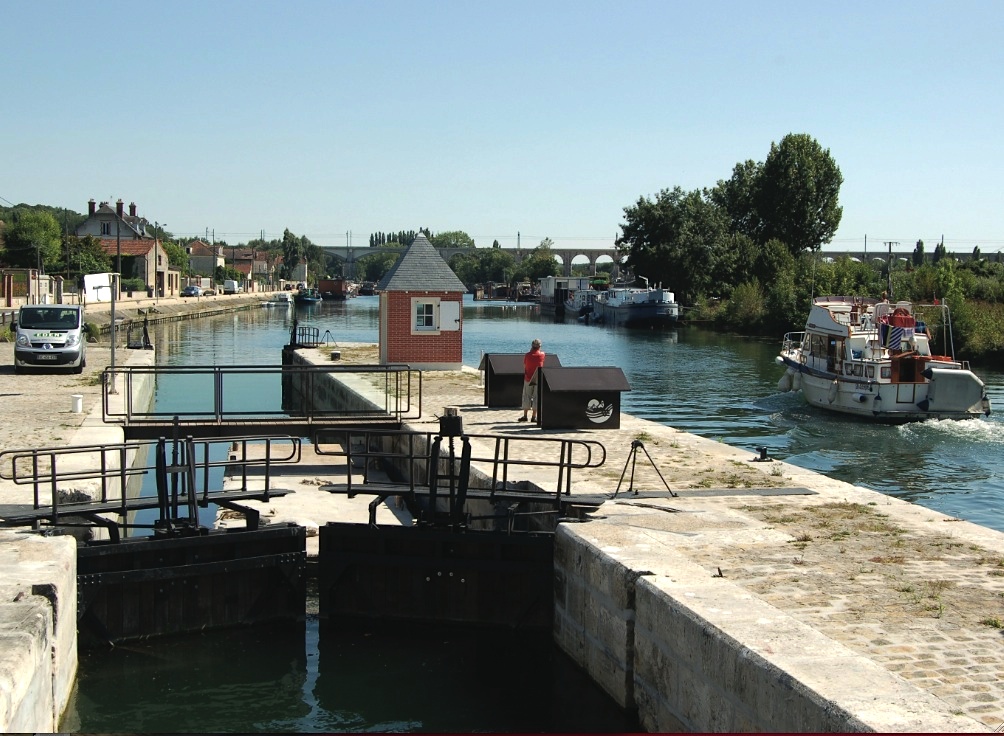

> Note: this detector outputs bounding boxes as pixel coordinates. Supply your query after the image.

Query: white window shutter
[440,300,461,331]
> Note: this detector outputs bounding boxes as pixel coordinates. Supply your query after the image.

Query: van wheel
[73,363,84,374]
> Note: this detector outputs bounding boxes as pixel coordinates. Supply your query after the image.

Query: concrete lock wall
[0,533,77,733]
[554,520,978,733]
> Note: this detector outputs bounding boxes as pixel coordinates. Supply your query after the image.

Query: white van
[12,305,87,374]
[223,279,242,295]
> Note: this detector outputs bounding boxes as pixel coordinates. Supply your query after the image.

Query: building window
[415,302,435,330]
[101,221,111,236]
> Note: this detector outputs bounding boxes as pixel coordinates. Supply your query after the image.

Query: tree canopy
[1,209,62,270]
[618,133,843,306]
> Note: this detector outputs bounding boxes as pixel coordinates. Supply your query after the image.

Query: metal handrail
[0,435,301,531]
[101,363,423,425]
[313,428,606,504]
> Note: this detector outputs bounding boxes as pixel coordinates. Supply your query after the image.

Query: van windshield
[18,308,81,330]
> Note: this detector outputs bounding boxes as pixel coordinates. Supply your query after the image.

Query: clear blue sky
[5,0,1003,253]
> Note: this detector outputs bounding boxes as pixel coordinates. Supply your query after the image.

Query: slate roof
[377,234,467,292]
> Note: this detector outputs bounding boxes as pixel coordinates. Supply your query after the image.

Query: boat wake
[899,416,1004,446]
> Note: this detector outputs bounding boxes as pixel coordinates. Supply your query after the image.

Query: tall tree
[280,228,302,280]
[618,186,730,304]
[756,133,843,254]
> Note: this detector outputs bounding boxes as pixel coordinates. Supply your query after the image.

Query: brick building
[376,234,466,369]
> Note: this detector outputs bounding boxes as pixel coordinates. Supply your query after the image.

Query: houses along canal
[64,294,1004,732]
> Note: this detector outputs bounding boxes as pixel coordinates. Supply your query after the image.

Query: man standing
[519,338,545,423]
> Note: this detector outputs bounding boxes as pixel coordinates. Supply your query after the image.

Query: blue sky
[4,1,1003,254]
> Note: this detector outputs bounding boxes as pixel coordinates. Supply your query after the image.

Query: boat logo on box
[585,398,613,423]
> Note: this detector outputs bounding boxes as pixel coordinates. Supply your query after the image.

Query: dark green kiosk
[479,353,562,407]
[536,366,631,429]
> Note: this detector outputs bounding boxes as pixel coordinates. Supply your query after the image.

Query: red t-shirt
[523,348,545,382]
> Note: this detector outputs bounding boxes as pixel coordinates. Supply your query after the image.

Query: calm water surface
[65,295,1004,732]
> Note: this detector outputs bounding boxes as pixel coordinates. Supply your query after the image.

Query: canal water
[64,295,1004,732]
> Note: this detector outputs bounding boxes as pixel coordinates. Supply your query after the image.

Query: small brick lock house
[377,234,466,369]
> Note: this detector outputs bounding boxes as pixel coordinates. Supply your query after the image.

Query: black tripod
[614,440,676,498]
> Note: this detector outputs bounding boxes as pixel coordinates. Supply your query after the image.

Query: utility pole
[884,241,899,300]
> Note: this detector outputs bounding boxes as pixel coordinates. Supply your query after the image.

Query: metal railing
[312,427,607,526]
[102,363,422,426]
[0,435,301,539]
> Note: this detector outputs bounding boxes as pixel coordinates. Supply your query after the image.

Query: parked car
[202,288,216,296]
[180,285,202,297]
[283,284,294,291]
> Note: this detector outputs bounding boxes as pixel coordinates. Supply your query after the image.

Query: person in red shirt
[519,338,545,423]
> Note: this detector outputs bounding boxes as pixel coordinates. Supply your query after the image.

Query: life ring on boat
[828,379,838,404]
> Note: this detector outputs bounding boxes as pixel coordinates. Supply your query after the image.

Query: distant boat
[262,292,293,307]
[293,288,322,305]
[565,288,597,319]
[358,281,376,296]
[591,278,679,328]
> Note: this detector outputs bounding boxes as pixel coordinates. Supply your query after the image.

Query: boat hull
[595,302,679,328]
[778,355,989,422]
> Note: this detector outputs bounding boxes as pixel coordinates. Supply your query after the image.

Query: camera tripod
[613,440,676,498]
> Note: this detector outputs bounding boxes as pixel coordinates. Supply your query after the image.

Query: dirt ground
[0,342,114,457]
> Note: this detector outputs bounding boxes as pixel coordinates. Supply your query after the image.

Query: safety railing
[102,363,422,426]
[0,435,301,539]
[312,427,607,527]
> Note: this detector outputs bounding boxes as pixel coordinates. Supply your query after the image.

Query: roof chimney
[129,202,137,217]
[88,199,96,216]
[116,199,124,217]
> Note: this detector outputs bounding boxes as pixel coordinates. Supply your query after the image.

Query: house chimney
[116,199,124,218]
[129,202,136,217]
[88,199,96,216]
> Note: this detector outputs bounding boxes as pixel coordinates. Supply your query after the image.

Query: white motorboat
[591,277,679,328]
[777,296,991,421]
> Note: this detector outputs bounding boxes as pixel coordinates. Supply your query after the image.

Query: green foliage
[449,247,516,287]
[58,235,112,277]
[280,228,302,280]
[429,230,475,249]
[162,241,188,270]
[951,300,1004,358]
[722,280,766,329]
[121,277,146,292]
[756,134,843,255]
[369,230,423,248]
[1,208,62,269]
[357,252,400,282]
[618,186,730,305]
[513,239,561,282]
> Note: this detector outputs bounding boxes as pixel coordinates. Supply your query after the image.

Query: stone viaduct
[320,245,621,280]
